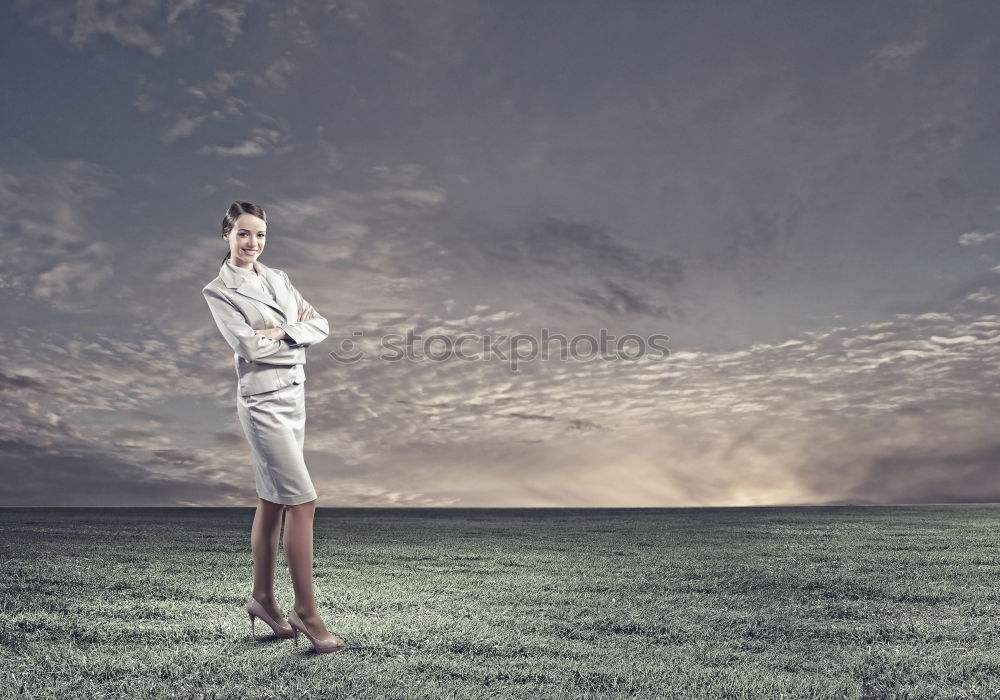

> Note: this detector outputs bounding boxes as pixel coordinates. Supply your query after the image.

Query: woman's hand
[253,327,288,340]
[251,308,312,340]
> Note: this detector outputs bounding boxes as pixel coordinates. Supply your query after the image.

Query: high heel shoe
[287,609,346,653]
[246,595,295,639]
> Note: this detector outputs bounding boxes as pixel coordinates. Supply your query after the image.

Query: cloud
[821,436,1000,505]
[0,159,121,309]
[331,0,495,67]
[11,0,491,59]
[135,67,296,153]
[162,114,208,142]
[11,0,250,55]
[0,437,246,506]
[208,0,250,45]
[469,215,685,320]
[34,256,114,301]
[197,127,292,157]
[294,283,1000,506]
[3,147,998,506]
[263,56,297,88]
[870,38,927,72]
[4,232,1000,506]
[942,264,1000,306]
[570,280,664,316]
[4,0,1000,508]
[959,230,999,246]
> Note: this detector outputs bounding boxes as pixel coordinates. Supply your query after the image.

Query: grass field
[3,505,1000,699]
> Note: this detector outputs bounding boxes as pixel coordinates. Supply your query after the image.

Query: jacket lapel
[219,260,289,321]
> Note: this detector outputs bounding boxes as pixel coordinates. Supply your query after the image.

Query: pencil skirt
[236,381,318,506]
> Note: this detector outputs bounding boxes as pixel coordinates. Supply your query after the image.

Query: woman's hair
[221,201,267,265]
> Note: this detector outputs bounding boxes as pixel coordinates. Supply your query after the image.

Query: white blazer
[202,259,329,396]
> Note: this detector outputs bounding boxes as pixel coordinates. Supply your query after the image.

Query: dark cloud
[570,279,665,317]
[0,438,248,506]
[511,216,684,290]
[0,373,45,390]
[2,0,999,507]
[806,435,1000,506]
[501,412,555,422]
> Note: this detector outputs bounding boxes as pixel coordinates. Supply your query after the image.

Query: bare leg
[284,499,343,644]
[250,497,287,622]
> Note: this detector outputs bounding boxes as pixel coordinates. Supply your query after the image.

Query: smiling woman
[221,201,267,266]
[202,200,345,654]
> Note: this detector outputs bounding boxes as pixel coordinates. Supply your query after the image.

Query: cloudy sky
[2,0,999,507]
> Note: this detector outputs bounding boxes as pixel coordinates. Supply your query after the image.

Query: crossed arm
[253,305,315,342]
[202,272,329,364]
[275,269,330,349]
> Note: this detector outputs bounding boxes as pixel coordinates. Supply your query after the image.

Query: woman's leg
[250,497,286,620]
[284,499,343,643]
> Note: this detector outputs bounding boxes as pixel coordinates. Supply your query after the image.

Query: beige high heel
[287,609,346,653]
[246,595,295,639]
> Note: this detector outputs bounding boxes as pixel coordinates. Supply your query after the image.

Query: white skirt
[236,381,318,505]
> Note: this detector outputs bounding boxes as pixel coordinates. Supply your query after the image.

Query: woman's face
[225,213,267,267]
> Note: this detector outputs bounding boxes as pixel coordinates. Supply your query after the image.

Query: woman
[202,201,345,654]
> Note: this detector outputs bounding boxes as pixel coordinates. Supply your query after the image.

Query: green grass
[3,505,1000,699]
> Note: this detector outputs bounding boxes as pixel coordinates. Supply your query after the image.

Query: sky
[1,0,1000,507]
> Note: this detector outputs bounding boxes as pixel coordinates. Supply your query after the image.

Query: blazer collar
[219,259,289,321]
